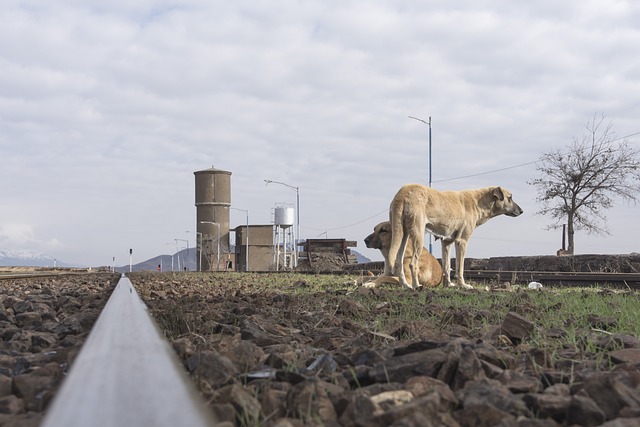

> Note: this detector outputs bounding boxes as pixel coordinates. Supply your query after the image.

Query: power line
[612,131,640,142]
[304,130,640,233]
[433,161,538,183]
[301,208,387,232]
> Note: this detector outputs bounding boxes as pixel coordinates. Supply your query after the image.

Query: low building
[233,225,275,272]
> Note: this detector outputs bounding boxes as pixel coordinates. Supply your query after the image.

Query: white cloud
[1,0,639,266]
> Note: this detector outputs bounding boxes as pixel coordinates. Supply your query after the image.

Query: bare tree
[529,114,640,254]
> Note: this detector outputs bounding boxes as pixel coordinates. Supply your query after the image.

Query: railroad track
[7,268,639,426]
[41,274,216,427]
[0,272,217,427]
[0,270,104,280]
[346,262,640,289]
[465,270,640,289]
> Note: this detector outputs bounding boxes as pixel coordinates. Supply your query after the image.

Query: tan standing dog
[388,185,523,289]
[363,221,442,288]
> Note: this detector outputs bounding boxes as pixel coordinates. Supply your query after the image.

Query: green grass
[132,271,640,365]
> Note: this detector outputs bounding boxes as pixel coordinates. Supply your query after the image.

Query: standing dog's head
[364,221,392,251]
[491,187,524,217]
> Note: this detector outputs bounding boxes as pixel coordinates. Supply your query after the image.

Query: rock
[369,348,448,383]
[580,372,640,420]
[404,376,457,408]
[186,351,237,388]
[609,348,640,367]
[523,393,571,423]
[214,384,261,424]
[0,395,25,415]
[338,394,378,426]
[501,312,534,343]
[458,378,531,418]
[286,379,340,423]
[12,372,56,412]
[221,340,264,372]
[566,394,606,427]
[450,345,486,390]
[370,390,414,415]
[0,375,12,398]
[497,369,542,393]
[600,418,640,427]
[240,319,287,347]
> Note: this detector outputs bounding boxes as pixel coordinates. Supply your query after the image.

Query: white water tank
[274,207,294,228]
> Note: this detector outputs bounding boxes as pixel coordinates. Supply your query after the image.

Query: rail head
[41,275,218,427]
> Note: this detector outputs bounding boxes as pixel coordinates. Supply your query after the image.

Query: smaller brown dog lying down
[363,221,442,288]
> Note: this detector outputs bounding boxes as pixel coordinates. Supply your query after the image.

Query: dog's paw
[362,281,376,289]
[460,283,474,289]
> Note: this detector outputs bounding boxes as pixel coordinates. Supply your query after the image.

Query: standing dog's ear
[492,187,505,201]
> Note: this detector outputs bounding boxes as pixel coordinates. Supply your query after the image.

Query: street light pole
[264,179,300,268]
[199,221,220,271]
[409,115,433,254]
[231,207,249,272]
[195,232,203,272]
[175,239,189,271]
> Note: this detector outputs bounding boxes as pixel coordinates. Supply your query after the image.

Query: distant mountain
[352,250,371,264]
[116,247,371,273]
[0,250,74,268]
[114,247,198,273]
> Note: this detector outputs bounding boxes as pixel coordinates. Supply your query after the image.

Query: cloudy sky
[1,0,639,267]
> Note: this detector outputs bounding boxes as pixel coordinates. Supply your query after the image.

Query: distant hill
[116,247,371,273]
[114,247,198,273]
[1,246,371,272]
[353,250,371,264]
[0,250,74,268]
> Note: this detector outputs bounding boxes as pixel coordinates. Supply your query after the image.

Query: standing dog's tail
[388,189,406,276]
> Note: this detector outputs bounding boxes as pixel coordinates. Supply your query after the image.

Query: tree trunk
[567,213,575,255]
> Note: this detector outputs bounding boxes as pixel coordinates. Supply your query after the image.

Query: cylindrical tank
[194,167,232,271]
[274,206,294,228]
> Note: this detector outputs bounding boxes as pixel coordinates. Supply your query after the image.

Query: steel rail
[41,275,218,427]
[464,270,640,288]
[0,271,98,280]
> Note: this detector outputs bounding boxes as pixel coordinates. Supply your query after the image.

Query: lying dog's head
[491,187,524,217]
[364,221,392,250]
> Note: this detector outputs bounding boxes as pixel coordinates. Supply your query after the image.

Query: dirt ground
[0,273,119,427]
[3,270,640,427]
[131,272,640,427]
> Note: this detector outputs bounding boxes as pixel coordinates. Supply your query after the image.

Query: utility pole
[409,115,433,254]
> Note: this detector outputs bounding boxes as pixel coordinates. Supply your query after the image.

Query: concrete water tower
[273,205,296,270]
[194,167,231,271]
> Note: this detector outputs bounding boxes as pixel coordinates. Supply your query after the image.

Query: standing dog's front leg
[441,240,454,287]
[455,239,473,289]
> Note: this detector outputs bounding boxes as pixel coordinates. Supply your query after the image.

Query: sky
[1,0,639,267]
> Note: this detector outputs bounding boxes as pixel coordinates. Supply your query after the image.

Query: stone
[286,379,339,423]
[458,378,531,418]
[369,348,448,383]
[609,348,640,367]
[214,384,262,424]
[0,375,12,398]
[12,372,55,411]
[221,339,264,372]
[240,319,287,347]
[186,351,238,388]
[501,312,534,342]
[566,394,606,427]
[523,393,571,423]
[498,369,542,393]
[404,375,457,408]
[0,395,25,415]
[370,390,414,415]
[450,345,486,390]
[581,372,640,420]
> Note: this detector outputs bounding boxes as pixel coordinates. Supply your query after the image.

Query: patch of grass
[131,271,640,362]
